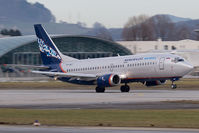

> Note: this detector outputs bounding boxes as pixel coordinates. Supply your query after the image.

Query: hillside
[0,0,55,23]
[0,0,198,41]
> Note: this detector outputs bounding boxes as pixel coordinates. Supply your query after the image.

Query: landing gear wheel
[95,87,105,93]
[171,84,177,89]
[120,85,130,93]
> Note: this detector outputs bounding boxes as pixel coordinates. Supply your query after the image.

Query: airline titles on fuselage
[124,56,156,62]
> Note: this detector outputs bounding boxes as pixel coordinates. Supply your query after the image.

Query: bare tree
[175,25,191,40]
[196,32,199,40]
[124,15,149,28]
[122,15,177,41]
[140,18,156,40]
[93,22,113,41]
[122,15,155,41]
[195,24,199,40]
[152,15,175,41]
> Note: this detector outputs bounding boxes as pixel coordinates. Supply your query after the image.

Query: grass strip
[0,109,199,128]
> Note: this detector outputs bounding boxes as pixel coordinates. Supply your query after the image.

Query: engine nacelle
[97,74,121,87]
[145,80,166,87]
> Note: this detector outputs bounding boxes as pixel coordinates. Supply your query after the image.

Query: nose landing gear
[171,78,178,89]
[171,83,177,89]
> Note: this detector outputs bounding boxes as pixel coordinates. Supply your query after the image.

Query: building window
[171,46,176,50]
[155,45,158,50]
[164,45,168,50]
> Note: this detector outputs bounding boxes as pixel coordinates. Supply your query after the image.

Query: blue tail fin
[34,24,63,66]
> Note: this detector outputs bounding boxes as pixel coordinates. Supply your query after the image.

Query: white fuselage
[33,24,194,92]
[60,53,193,81]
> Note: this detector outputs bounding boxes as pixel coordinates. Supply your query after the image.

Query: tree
[195,25,199,40]
[93,22,113,41]
[152,15,175,41]
[196,32,199,40]
[122,15,156,41]
[1,29,22,36]
[175,25,191,40]
[122,15,176,41]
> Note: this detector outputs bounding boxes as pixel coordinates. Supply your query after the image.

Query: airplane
[32,24,194,93]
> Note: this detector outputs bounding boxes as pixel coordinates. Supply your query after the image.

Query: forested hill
[0,0,55,23]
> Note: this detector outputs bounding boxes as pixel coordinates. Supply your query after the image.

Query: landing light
[120,74,126,79]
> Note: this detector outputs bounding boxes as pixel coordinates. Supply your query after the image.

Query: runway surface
[0,126,199,133]
[0,89,199,109]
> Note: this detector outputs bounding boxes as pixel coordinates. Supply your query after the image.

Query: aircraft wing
[31,70,97,78]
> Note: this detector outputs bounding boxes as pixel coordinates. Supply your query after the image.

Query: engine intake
[97,74,121,87]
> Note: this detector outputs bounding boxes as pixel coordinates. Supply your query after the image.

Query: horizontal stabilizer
[4,64,50,70]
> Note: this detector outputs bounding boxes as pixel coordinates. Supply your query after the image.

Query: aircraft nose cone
[173,62,194,76]
[183,63,194,74]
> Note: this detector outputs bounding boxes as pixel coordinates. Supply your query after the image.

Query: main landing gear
[95,86,105,93]
[95,83,130,93]
[120,83,130,93]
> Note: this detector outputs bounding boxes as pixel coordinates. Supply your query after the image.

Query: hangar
[0,35,132,64]
[0,35,132,77]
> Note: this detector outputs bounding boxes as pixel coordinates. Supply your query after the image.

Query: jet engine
[97,74,121,87]
[145,80,166,87]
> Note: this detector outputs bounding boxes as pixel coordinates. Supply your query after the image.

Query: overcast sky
[28,0,199,28]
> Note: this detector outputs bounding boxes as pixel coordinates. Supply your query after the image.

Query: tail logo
[38,39,61,60]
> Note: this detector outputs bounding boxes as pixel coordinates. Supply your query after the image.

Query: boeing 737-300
[32,24,194,93]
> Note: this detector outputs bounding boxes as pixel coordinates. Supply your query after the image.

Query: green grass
[0,109,199,128]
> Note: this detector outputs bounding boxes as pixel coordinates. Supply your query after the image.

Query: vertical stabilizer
[34,24,76,66]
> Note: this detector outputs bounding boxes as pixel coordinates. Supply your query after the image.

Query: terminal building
[118,39,199,67]
[118,39,199,76]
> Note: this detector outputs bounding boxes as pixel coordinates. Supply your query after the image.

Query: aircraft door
[110,63,114,72]
[159,57,165,70]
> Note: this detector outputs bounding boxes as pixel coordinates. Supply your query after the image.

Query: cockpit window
[178,59,184,62]
[172,57,184,63]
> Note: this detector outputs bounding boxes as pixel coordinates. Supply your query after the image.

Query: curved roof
[0,35,132,58]
[0,35,36,57]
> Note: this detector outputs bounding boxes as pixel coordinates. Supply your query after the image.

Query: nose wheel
[171,80,177,89]
[171,78,178,89]
[171,84,177,89]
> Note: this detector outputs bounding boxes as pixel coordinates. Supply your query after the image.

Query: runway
[0,89,199,109]
[0,126,199,133]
